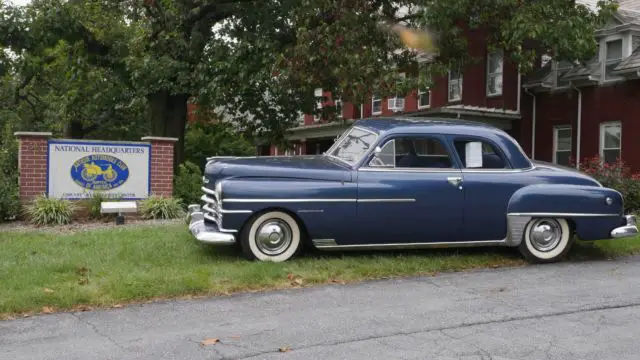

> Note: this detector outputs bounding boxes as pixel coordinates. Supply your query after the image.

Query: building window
[297,111,305,125]
[448,68,462,102]
[600,122,621,164]
[604,38,623,81]
[334,98,343,119]
[553,126,572,166]
[314,87,323,122]
[417,68,430,108]
[372,95,382,115]
[486,49,503,96]
[387,72,406,112]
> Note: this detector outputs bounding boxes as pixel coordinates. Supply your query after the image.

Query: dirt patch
[0,218,183,234]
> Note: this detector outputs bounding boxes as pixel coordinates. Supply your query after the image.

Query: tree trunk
[148,91,188,168]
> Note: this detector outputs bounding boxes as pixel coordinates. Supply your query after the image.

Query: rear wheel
[518,217,573,263]
[240,211,302,262]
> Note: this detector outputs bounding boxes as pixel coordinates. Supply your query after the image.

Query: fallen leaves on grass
[43,288,54,294]
[112,304,124,309]
[201,338,220,346]
[279,346,292,352]
[287,274,304,286]
[41,306,54,314]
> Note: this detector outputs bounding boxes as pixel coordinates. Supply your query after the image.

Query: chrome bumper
[611,214,639,238]
[187,204,236,245]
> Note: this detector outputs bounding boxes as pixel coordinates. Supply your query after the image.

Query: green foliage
[81,192,123,220]
[184,122,255,170]
[24,195,76,226]
[0,122,20,222]
[174,161,203,208]
[139,196,185,220]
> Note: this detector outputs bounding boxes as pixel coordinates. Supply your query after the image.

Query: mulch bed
[0,218,183,234]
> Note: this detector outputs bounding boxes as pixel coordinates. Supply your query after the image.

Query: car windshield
[325,126,378,164]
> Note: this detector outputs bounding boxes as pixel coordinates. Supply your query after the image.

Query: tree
[0,0,618,165]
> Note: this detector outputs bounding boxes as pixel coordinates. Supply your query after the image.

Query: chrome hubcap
[530,218,563,252]
[255,219,293,256]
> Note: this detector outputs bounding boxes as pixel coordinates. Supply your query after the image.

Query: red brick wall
[142,137,177,197]
[15,132,51,202]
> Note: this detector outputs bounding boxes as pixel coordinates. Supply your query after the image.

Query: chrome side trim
[505,215,531,246]
[201,186,219,201]
[222,198,418,203]
[312,239,507,250]
[358,167,537,174]
[221,209,253,214]
[223,198,357,203]
[358,198,416,203]
[297,209,324,213]
[508,212,620,217]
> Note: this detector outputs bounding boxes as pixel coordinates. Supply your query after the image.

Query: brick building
[265,0,640,172]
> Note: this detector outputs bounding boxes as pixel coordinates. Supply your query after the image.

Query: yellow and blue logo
[71,154,129,190]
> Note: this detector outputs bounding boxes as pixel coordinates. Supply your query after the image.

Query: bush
[184,121,255,171]
[577,156,640,213]
[78,192,123,221]
[174,161,202,208]
[24,195,76,226]
[139,196,185,220]
[0,123,19,221]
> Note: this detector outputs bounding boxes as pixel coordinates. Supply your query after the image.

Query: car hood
[204,155,352,183]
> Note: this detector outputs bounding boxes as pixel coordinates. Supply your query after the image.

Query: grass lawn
[1,221,639,318]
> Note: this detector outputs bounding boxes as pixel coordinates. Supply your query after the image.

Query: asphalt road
[2,257,640,360]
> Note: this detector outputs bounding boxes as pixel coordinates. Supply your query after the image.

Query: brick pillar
[142,136,178,197]
[14,132,52,203]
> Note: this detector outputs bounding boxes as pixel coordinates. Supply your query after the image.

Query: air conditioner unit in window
[388,97,405,112]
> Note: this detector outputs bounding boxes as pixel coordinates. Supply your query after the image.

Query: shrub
[78,192,123,221]
[0,123,19,221]
[174,161,202,208]
[139,196,185,220]
[184,121,255,171]
[577,156,640,213]
[24,195,76,226]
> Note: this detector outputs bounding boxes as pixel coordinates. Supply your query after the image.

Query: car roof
[353,117,504,137]
[351,116,534,169]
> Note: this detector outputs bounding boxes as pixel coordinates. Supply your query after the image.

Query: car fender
[506,184,625,243]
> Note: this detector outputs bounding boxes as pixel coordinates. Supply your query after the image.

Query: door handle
[447,176,463,189]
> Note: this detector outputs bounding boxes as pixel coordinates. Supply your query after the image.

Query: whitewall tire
[518,217,573,263]
[240,211,302,262]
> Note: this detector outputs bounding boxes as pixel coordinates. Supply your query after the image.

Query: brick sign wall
[15,132,177,203]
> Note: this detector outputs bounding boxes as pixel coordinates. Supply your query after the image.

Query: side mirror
[368,146,386,167]
[465,141,483,168]
[373,146,382,155]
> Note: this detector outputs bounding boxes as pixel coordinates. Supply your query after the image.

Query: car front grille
[201,187,222,225]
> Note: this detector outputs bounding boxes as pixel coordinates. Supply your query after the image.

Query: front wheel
[240,211,302,262]
[518,217,573,263]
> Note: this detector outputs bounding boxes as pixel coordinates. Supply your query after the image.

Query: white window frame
[486,49,503,97]
[314,87,323,122]
[600,35,624,82]
[334,97,343,119]
[387,72,406,112]
[448,68,463,102]
[372,95,382,115]
[297,111,305,125]
[418,87,431,109]
[552,126,572,165]
[599,121,622,164]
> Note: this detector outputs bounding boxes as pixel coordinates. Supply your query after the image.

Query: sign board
[47,140,151,200]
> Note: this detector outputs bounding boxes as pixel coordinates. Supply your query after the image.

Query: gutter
[570,83,582,169]
[523,87,536,160]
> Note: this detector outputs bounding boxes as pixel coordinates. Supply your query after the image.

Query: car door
[449,135,533,242]
[354,134,464,245]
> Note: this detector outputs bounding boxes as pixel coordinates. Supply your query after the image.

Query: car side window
[369,136,454,169]
[453,139,508,169]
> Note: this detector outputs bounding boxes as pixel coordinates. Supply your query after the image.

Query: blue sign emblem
[70,154,129,190]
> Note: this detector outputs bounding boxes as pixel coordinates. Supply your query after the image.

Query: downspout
[517,71,522,113]
[570,83,582,169]
[523,87,536,160]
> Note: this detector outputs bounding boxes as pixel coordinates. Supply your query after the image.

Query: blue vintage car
[187,117,638,263]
